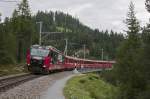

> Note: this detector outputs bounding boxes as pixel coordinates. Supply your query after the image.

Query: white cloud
[0,0,149,32]
[67,3,93,16]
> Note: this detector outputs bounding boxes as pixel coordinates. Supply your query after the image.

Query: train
[26,45,115,74]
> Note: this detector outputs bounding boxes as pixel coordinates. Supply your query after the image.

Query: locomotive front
[26,45,51,74]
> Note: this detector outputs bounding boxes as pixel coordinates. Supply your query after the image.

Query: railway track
[0,73,42,93]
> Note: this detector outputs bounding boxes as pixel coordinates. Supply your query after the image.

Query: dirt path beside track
[41,74,74,99]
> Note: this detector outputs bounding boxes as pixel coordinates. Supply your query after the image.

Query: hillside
[33,11,124,60]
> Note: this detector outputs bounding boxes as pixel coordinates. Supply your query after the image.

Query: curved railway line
[0,73,42,94]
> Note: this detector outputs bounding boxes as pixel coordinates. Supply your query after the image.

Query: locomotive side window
[50,51,58,64]
[58,54,62,62]
[58,54,65,63]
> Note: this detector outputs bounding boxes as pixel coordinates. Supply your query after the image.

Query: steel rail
[0,73,42,93]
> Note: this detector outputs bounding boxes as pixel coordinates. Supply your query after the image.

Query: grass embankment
[0,64,27,76]
[64,74,118,99]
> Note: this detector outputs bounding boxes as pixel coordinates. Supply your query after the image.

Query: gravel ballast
[0,71,72,99]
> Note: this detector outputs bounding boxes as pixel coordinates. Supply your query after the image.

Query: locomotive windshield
[31,48,49,57]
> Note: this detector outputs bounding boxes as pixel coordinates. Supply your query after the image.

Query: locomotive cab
[27,45,51,74]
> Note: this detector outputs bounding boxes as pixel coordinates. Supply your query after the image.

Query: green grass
[0,64,27,76]
[64,74,118,99]
[56,26,72,32]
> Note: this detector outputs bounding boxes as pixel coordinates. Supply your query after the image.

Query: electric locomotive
[26,45,65,74]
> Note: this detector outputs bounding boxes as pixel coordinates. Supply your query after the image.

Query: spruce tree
[0,21,7,64]
[145,0,150,12]
[0,16,16,64]
[12,0,34,62]
[137,25,150,99]
[115,2,141,99]
[0,13,1,22]
[135,1,150,98]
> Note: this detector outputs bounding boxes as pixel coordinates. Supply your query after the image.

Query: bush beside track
[0,64,28,76]
[64,73,118,99]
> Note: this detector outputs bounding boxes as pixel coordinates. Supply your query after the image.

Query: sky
[0,0,150,32]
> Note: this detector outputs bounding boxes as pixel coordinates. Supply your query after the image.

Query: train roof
[65,56,116,63]
[31,45,63,54]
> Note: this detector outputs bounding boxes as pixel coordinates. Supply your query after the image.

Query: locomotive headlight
[43,65,46,68]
